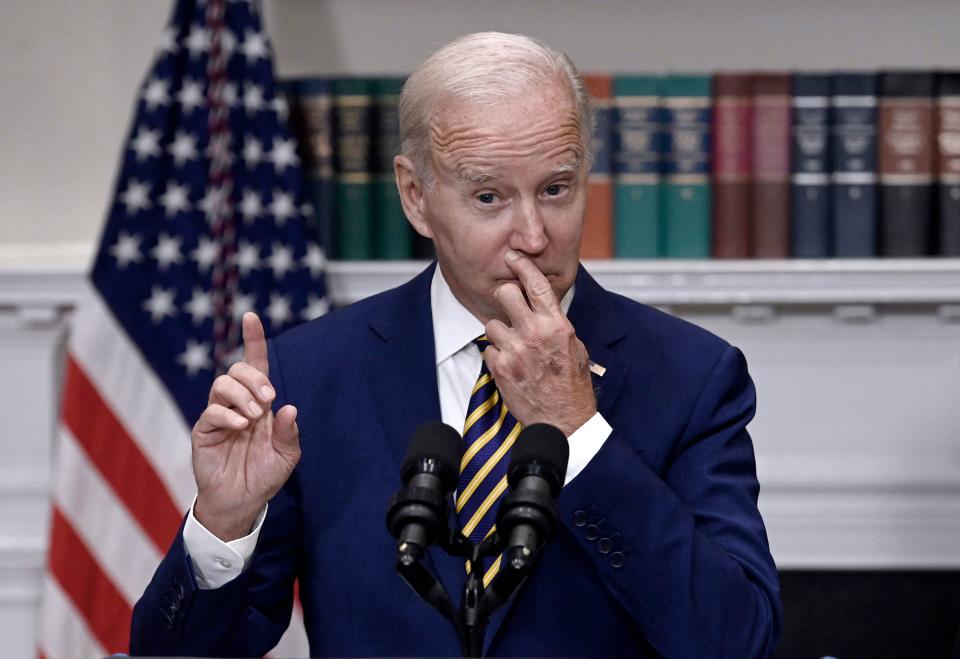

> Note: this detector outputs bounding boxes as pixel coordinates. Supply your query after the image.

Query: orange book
[581,74,614,258]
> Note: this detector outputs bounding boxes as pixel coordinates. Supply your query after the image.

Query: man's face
[403,85,587,325]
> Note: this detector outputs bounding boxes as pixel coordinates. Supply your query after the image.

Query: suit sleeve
[557,345,782,659]
[130,339,303,657]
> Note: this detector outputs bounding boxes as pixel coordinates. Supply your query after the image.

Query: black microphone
[496,423,569,571]
[386,422,463,565]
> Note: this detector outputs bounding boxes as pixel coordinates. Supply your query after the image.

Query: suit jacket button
[585,524,599,541]
[609,552,625,568]
[573,510,588,527]
[597,537,612,554]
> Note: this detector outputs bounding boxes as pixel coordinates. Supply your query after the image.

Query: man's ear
[394,154,433,239]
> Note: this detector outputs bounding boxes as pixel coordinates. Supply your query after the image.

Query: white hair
[398,32,593,181]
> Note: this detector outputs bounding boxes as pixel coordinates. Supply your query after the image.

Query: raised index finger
[504,250,561,315]
[241,312,269,376]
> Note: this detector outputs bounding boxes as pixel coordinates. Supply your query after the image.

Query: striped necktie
[456,335,522,586]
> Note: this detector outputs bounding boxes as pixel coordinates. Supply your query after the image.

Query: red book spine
[752,73,792,257]
[712,74,754,258]
[582,74,614,258]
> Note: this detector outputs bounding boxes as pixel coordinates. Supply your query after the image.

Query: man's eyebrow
[552,160,582,175]
[458,167,493,183]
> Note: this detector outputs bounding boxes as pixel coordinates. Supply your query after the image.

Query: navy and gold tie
[456,336,522,586]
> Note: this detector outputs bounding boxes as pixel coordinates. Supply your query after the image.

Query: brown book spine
[582,74,614,258]
[878,72,936,256]
[712,74,754,258]
[752,73,792,258]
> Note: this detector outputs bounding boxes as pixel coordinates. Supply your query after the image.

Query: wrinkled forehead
[427,88,586,174]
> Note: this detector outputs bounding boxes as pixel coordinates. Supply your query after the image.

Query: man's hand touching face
[482,250,597,437]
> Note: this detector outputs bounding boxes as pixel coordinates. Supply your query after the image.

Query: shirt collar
[430,265,575,365]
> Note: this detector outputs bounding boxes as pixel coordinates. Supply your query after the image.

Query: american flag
[38,0,321,656]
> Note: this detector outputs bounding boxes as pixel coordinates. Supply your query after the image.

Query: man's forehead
[429,92,585,179]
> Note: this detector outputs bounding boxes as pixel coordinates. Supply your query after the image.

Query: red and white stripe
[38,282,309,657]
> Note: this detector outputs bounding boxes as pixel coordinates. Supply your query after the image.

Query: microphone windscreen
[401,421,463,491]
[508,423,569,491]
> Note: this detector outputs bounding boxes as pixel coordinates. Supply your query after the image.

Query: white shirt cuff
[182,497,268,590]
[564,411,612,485]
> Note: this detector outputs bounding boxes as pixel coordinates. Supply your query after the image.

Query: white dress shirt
[183,266,612,588]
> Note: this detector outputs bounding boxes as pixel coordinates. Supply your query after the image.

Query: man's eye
[544,184,565,196]
[477,193,497,204]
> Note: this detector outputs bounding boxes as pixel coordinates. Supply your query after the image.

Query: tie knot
[473,335,492,353]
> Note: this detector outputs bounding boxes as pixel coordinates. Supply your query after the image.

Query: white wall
[3,0,960,250]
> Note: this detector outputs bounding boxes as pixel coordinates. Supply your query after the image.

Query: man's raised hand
[191,312,301,541]
[483,250,597,437]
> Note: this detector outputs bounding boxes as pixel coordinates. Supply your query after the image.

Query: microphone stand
[394,527,536,657]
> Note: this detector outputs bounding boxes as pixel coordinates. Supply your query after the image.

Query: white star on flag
[234,240,260,276]
[119,180,152,215]
[222,82,238,107]
[177,79,206,114]
[270,96,289,122]
[267,243,295,278]
[109,231,144,268]
[240,29,268,63]
[159,182,192,217]
[243,137,263,167]
[157,26,179,55]
[240,190,263,223]
[302,243,326,278]
[303,293,330,320]
[269,191,296,224]
[141,77,170,109]
[131,128,162,161]
[268,137,300,172]
[190,236,218,272]
[185,24,210,58]
[218,28,237,56]
[198,187,227,223]
[184,288,214,324]
[243,84,265,112]
[231,290,257,320]
[150,233,184,270]
[265,292,293,327]
[143,286,178,323]
[177,339,213,375]
[168,131,199,167]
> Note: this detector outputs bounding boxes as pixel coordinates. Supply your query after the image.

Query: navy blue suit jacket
[131,263,781,657]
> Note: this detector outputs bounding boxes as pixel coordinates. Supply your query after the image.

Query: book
[712,73,754,258]
[752,73,792,258]
[878,71,936,256]
[284,77,336,257]
[790,73,832,257]
[831,73,879,258]
[371,76,411,259]
[662,74,712,258]
[612,75,662,258]
[333,77,376,260]
[582,74,615,258]
[936,72,960,256]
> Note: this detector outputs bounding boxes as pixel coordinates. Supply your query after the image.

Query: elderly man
[132,32,781,658]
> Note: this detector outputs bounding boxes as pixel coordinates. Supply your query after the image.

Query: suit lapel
[483,264,629,653]
[361,262,469,611]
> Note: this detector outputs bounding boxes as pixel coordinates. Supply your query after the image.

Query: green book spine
[371,77,412,259]
[613,75,662,257]
[662,74,712,258]
[334,77,375,260]
[283,77,336,256]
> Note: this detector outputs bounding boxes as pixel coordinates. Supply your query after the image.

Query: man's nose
[510,199,548,255]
